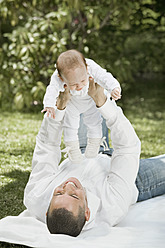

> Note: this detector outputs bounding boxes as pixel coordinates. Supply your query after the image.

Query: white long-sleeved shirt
[43,58,121,108]
[24,98,141,231]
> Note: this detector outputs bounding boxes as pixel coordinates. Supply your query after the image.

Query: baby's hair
[56,49,87,77]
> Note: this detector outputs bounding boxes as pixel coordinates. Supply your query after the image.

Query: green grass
[0,76,165,247]
[0,112,43,247]
[0,113,42,216]
[121,75,165,158]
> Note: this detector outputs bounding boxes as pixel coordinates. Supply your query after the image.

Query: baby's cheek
[83,80,88,86]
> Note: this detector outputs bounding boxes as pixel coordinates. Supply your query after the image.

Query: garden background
[0,0,165,247]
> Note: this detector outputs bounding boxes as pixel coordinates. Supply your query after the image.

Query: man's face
[48,177,90,221]
[61,65,89,91]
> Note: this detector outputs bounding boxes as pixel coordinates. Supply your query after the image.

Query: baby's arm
[41,107,56,119]
[86,59,121,100]
[111,87,121,100]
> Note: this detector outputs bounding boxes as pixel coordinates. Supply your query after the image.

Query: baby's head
[56,50,88,91]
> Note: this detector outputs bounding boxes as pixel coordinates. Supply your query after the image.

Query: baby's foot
[64,141,83,164]
[85,138,102,158]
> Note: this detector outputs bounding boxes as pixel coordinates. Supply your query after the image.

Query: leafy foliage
[0,0,165,110]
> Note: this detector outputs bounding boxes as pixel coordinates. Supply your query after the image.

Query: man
[24,78,165,237]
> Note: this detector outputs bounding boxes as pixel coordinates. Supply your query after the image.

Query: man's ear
[46,212,47,216]
[58,74,64,81]
[85,207,90,222]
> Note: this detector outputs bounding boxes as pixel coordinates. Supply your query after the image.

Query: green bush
[0,0,165,111]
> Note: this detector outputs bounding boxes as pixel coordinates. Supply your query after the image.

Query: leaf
[24,93,32,107]
[40,23,48,32]
[45,12,57,19]
[20,47,27,56]
[14,93,24,110]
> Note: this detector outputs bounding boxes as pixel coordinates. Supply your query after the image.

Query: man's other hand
[56,86,71,110]
[88,77,106,107]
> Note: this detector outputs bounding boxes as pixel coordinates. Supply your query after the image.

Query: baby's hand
[111,87,121,101]
[41,107,56,119]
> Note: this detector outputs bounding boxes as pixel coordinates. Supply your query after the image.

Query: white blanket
[0,195,165,248]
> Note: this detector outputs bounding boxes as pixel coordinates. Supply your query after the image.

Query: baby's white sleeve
[43,70,65,108]
[86,58,121,93]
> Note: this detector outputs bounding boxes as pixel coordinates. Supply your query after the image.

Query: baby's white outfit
[43,58,120,162]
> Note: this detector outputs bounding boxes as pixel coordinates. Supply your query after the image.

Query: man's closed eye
[55,193,79,200]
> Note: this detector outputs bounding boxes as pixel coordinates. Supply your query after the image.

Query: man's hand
[56,86,71,110]
[88,77,107,107]
[41,87,71,119]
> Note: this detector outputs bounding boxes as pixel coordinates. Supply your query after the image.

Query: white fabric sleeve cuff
[55,108,66,121]
[98,97,117,120]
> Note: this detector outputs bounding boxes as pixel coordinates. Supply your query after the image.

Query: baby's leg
[83,105,102,138]
[62,100,82,163]
[83,105,103,158]
[63,102,80,142]
[78,115,111,154]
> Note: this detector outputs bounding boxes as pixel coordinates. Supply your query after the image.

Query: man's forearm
[99,97,141,186]
[99,97,141,153]
[98,97,140,227]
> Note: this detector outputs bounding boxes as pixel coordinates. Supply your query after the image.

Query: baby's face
[61,65,88,91]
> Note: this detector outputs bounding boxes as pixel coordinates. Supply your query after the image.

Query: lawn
[0,76,165,247]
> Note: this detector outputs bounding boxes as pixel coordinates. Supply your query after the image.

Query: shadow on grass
[0,150,33,157]
[0,169,30,219]
[0,169,30,247]
[0,243,30,248]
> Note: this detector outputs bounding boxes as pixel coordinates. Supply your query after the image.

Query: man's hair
[46,206,86,237]
[56,49,87,77]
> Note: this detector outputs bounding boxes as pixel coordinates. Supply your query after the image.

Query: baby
[42,49,121,163]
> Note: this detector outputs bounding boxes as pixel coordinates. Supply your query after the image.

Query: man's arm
[32,88,71,173]
[88,79,141,225]
[24,89,71,215]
